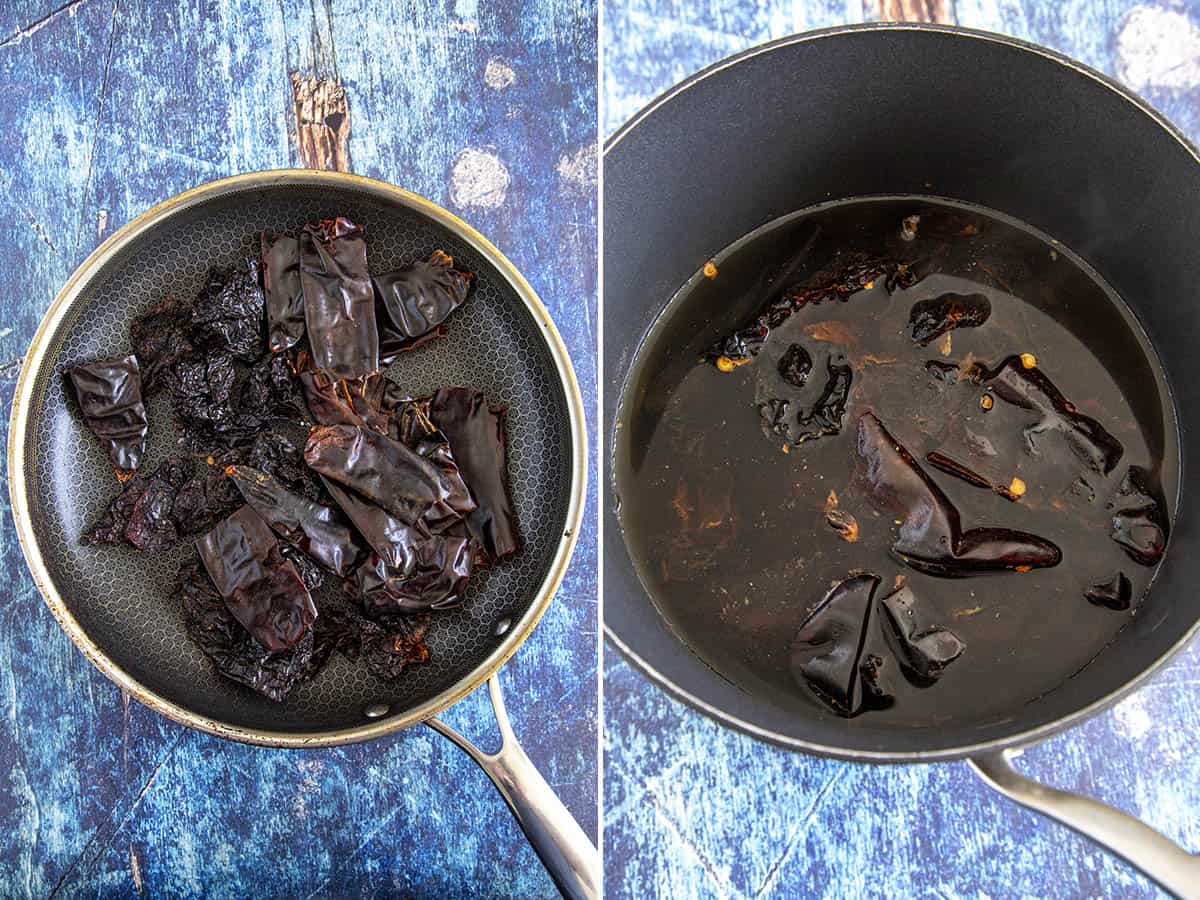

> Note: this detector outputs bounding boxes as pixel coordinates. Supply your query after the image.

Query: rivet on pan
[363,703,390,719]
[493,617,512,637]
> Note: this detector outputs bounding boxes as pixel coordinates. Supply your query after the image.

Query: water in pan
[614,197,1179,728]
[22,183,572,735]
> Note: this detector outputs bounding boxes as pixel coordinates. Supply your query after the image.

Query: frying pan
[8,170,598,899]
[603,24,1200,896]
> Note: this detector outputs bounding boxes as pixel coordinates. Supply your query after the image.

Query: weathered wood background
[0,0,597,896]
[603,1,1200,897]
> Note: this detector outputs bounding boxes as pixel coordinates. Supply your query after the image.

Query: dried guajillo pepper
[855,412,1061,576]
[227,465,362,577]
[374,249,474,364]
[349,538,473,615]
[427,388,519,560]
[196,505,318,652]
[261,232,306,353]
[304,423,475,530]
[66,355,149,480]
[1109,465,1169,564]
[299,217,378,379]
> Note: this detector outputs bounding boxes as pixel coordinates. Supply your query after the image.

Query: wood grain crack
[72,0,120,258]
[290,72,352,171]
[873,0,956,23]
[0,0,98,49]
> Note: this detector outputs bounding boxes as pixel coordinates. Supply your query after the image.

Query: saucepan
[8,170,598,899]
[603,24,1200,896]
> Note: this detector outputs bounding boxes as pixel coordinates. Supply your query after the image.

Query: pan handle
[969,749,1200,898]
[427,674,600,900]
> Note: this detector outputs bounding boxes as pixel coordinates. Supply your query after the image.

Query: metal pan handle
[428,674,600,900]
[970,749,1200,898]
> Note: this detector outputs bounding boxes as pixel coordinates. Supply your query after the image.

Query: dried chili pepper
[321,477,422,567]
[130,294,193,393]
[348,537,473,615]
[304,424,475,530]
[427,388,520,559]
[790,573,895,716]
[84,457,195,550]
[297,366,391,434]
[1086,572,1133,610]
[1109,466,1168,564]
[855,412,1061,576]
[299,217,378,379]
[227,465,362,577]
[879,585,965,682]
[777,343,813,388]
[190,259,267,362]
[374,249,474,365]
[66,355,149,480]
[970,356,1124,476]
[761,354,853,446]
[196,505,317,651]
[908,293,991,346]
[261,232,306,353]
[312,591,430,681]
[180,561,323,701]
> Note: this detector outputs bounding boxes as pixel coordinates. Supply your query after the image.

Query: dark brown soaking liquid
[614,197,1178,727]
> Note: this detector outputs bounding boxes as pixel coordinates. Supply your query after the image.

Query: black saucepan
[603,25,1200,895]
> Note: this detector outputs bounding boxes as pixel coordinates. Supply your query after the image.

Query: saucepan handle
[969,749,1200,898]
[427,673,600,900]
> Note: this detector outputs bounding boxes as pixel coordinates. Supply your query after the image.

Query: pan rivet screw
[494,617,512,636]
[364,703,389,719]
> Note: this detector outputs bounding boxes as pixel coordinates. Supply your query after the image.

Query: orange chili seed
[703,261,718,278]
[980,394,994,411]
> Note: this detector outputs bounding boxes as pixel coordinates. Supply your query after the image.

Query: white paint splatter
[449,148,510,209]
[484,58,516,90]
[449,20,478,33]
[291,759,325,819]
[556,144,597,194]
[0,328,12,339]
[1116,5,1200,91]
[96,208,109,242]
[1113,693,1153,740]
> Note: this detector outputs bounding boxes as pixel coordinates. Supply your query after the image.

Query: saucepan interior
[603,25,1200,759]
[11,171,585,745]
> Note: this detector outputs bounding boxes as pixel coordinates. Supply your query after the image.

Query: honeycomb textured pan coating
[20,182,573,734]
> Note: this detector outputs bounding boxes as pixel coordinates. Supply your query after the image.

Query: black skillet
[603,24,1200,895]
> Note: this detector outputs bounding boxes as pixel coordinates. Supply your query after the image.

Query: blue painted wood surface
[602,2,1200,897]
[0,0,597,896]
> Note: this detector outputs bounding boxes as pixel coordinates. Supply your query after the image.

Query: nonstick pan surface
[603,25,1200,762]
[10,170,586,745]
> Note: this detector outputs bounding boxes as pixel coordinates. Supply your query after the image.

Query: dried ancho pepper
[855,412,1061,576]
[1086,572,1133,610]
[374,250,474,365]
[791,574,965,716]
[196,505,318,652]
[66,355,148,480]
[908,292,991,346]
[1109,466,1168,564]
[300,217,378,379]
[79,215,508,700]
[761,354,854,446]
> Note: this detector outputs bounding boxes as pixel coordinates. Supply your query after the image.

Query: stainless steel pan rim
[602,22,1200,764]
[9,168,589,749]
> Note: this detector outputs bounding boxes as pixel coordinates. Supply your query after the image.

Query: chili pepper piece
[908,292,991,346]
[190,259,267,362]
[130,294,194,394]
[879,585,965,682]
[374,249,473,365]
[299,217,378,379]
[1109,466,1169,565]
[261,232,306,353]
[428,388,520,559]
[973,356,1124,475]
[790,573,896,717]
[1085,572,1133,610]
[777,343,813,388]
[66,355,149,480]
[196,505,317,652]
[227,465,362,577]
[348,538,473,616]
[855,412,1061,576]
[180,561,323,701]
